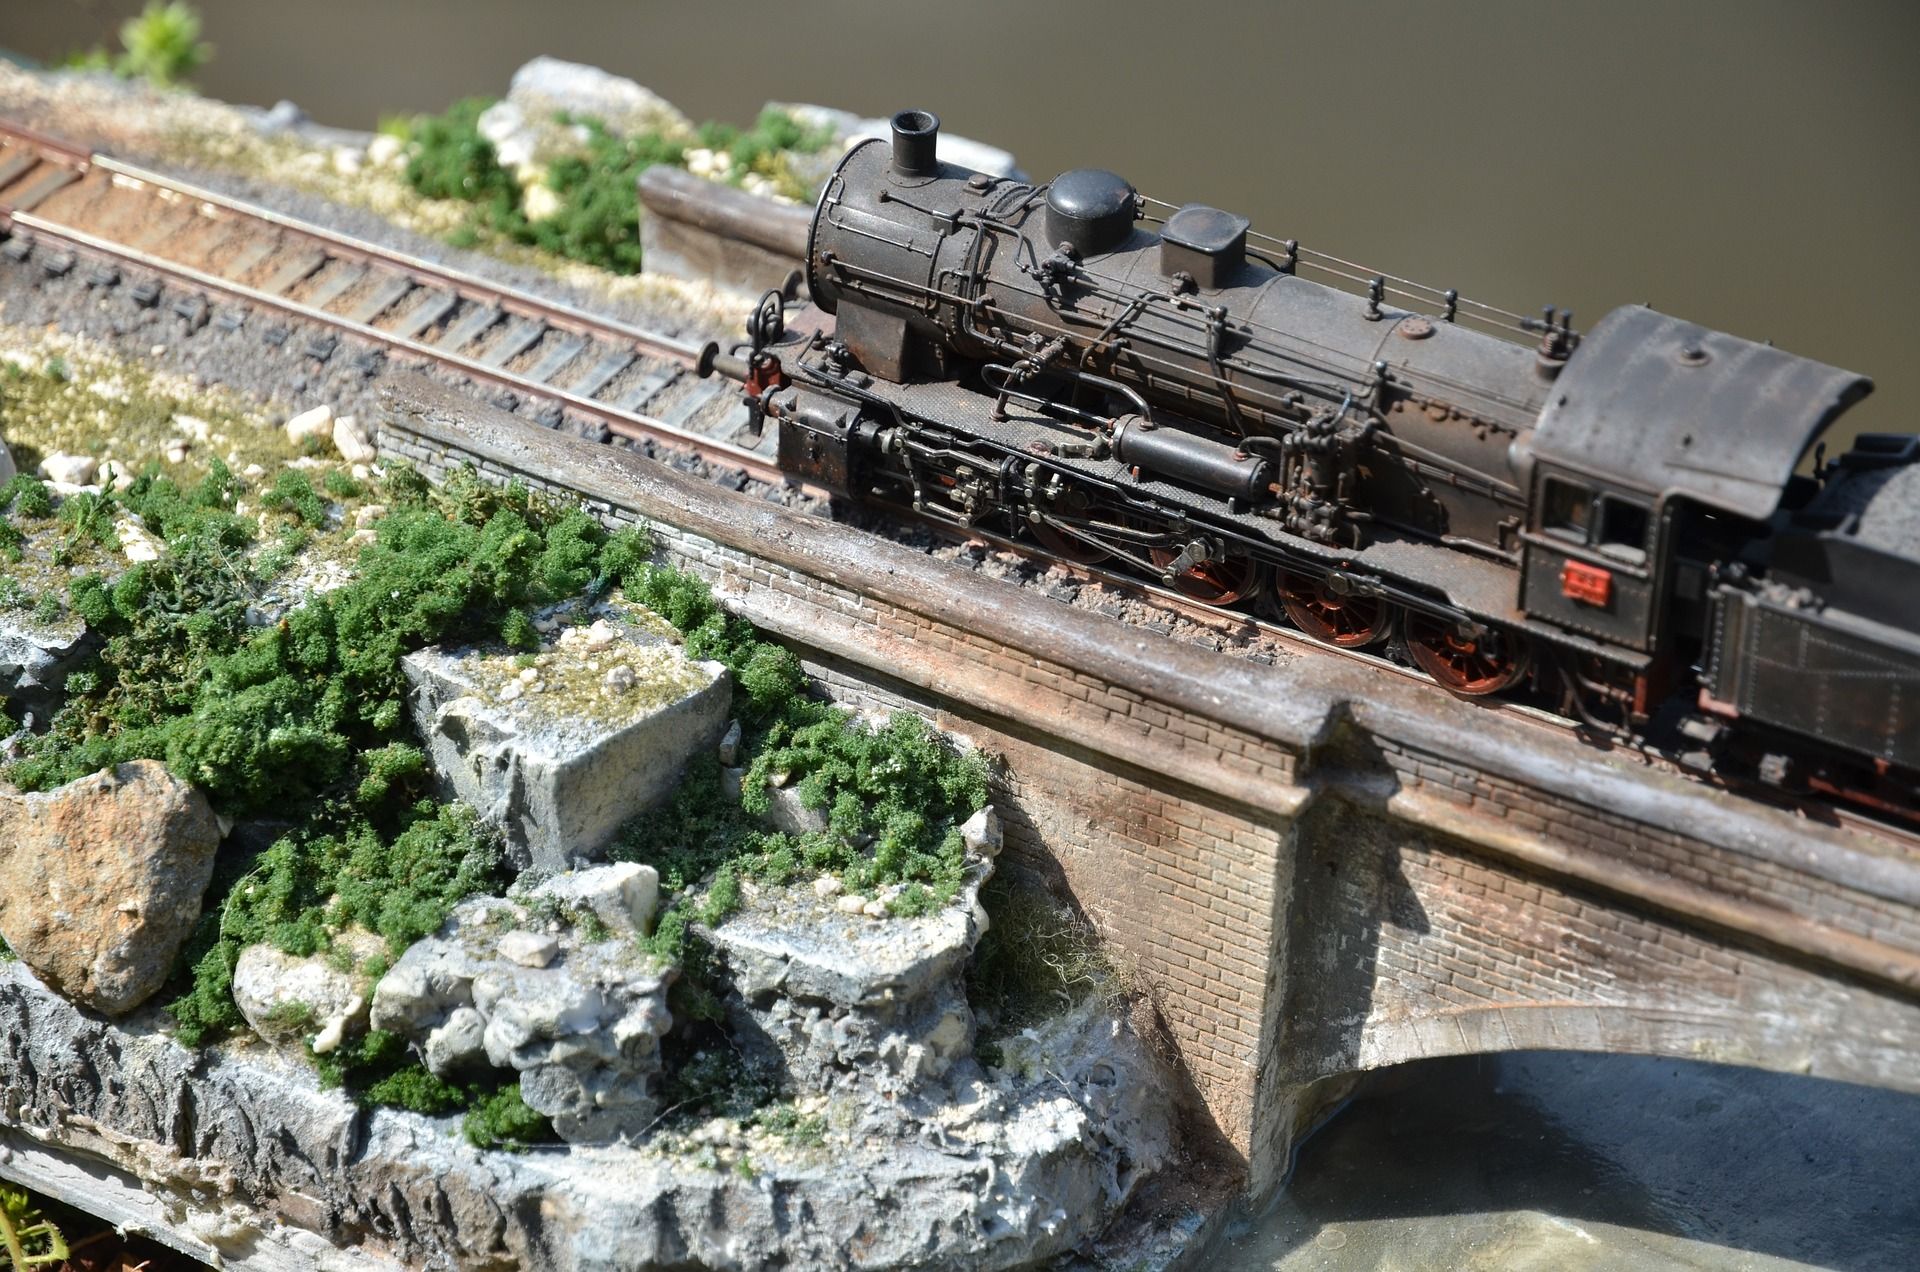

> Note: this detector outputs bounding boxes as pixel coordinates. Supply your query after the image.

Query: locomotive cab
[1518,467,1662,653]
[1518,304,1870,668]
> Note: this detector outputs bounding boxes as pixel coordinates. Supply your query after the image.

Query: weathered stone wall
[376,377,1920,1199]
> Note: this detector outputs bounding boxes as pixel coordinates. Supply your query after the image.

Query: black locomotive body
[701,110,1920,815]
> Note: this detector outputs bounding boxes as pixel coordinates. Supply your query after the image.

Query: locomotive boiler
[700,110,1920,816]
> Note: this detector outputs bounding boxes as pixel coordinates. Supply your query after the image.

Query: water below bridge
[4,3,1919,1266]
[1221,1051,1918,1271]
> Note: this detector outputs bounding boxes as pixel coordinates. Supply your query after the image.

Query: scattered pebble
[353,503,388,528]
[499,682,524,703]
[604,664,636,693]
[582,619,619,652]
[812,875,843,898]
[519,667,540,684]
[498,930,559,969]
[285,404,335,447]
[862,899,889,919]
[835,894,869,915]
[38,453,97,485]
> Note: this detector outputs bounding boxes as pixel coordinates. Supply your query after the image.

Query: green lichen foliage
[399,101,831,274]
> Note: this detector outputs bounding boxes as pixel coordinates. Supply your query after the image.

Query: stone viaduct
[380,379,1920,1201]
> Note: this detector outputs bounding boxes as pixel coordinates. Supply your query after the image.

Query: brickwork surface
[378,379,1920,1196]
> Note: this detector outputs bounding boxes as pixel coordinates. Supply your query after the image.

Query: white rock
[604,664,636,693]
[172,413,212,442]
[811,874,842,898]
[285,405,335,448]
[528,862,660,936]
[523,182,563,222]
[346,528,377,547]
[862,899,889,918]
[230,934,381,1051]
[351,463,373,482]
[367,133,406,169]
[499,681,524,703]
[311,993,364,1054]
[961,806,1003,857]
[164,441,190,464]
[333,414,377,463]
[353,503,388,528]
[98,461,133,493]
[835,894,869,915]
[499,929,560,968]
[331,146,363,177]
[38,453,96,486]
[716,718,742,766]
[581,619,618,652]
[423,1005,488,1076]
[242,463,266,478]
[519,667,539,684]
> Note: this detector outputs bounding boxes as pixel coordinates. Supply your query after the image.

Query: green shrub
[261,469,326,526]
[463,1085,554,1150]
[405,97,521,206]
[115,2,213,87]
[398,100,831,275]
[0,474,53,519]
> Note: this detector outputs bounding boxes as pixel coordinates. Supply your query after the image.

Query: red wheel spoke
[1406,615,1527,696]
[1278,571,1388,648]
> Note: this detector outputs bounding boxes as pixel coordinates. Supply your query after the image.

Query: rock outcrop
[0,959,1173,1271]
[702,857,994,1109]
[0,760,220,1015]
[371,865,674,1142]
[403,601,731,869]
[477,57,695,173]
[0,606,95,722]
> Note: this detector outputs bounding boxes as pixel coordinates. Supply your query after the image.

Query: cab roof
[1530,305,1871,521]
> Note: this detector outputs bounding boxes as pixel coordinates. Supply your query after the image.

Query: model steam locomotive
[700,110,1920,816]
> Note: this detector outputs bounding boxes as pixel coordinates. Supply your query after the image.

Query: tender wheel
[1405,613,1529,696]
[1275,570,1390,648]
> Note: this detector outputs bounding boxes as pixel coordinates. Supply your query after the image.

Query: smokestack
[890,110,940,177]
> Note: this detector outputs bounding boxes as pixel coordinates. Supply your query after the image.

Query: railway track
[0,122,782,485]
[2,118,1915,851]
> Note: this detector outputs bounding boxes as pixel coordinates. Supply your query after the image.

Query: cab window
[1541,476,1590,541]
[1596,496,1651,565]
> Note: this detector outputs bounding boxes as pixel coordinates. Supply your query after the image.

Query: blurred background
[4,4,1919,1266]
[6,0,1919,432]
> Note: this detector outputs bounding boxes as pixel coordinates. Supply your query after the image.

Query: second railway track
[0,122,781,484]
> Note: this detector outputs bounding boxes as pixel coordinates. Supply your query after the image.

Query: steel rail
[93,156,706,365]
[8,210,793,488]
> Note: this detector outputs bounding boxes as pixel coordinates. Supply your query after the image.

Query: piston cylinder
[1111,415,1273,501]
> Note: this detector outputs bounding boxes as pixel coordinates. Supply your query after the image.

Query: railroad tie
[0,150,38,192]
[344,274,414,326]
[260,250,327,296]
[437,304,502,352]
[658,380,724,429]
[482,318,547,369]
[5,166,78,214]
[221,238,275,282]
[527,335,587,385]
[389,290,459,340]
[301,262,368,313]
[615,369,678,413]
[572,351,635,400]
